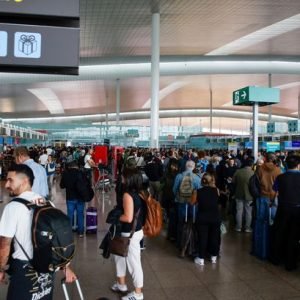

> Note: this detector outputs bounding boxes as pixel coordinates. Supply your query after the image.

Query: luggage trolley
[94,164,112,214]
[94,164,111,193]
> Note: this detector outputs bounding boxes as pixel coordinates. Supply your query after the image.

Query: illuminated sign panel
[0,0,79,18]
[0,31,8,57]
[0,0,79,74]
[0,23,79,71]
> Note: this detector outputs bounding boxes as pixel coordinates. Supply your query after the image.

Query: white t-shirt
[84,154,92,169]
[0,191,41,261]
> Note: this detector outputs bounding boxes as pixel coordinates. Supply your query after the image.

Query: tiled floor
[1,179,300,300]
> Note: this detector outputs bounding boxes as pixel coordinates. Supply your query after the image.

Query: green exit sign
[233,86,280,106]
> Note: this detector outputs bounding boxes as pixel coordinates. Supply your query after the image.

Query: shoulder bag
[109,209,140,257]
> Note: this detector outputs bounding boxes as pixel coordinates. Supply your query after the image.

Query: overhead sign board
[233,86,280,106]
[126,129,139,138]
[266,142,280,152]
[0,23,79,74]
[0,0,79,18]
[0,31,7,57]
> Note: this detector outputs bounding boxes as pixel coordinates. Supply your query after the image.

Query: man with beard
[0,164,76,300]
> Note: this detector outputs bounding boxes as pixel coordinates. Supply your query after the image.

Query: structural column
[116,78,120,126]
[268,74,272,122]
[150,12,160,149]
[105,96,108,137]
[253,103,259,162]
[209,87,213,133]
[298,92,300,120]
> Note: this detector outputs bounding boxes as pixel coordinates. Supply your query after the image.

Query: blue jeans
[67,200,85,234]
[256,197,271,222]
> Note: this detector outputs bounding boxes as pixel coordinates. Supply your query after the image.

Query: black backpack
[248,173,261,199]
[12,198,75,273]
[78,155,86,168]
[78,171,94,202]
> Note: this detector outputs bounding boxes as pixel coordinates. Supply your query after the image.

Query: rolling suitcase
[62,278,84,300]
[86,206,97,234]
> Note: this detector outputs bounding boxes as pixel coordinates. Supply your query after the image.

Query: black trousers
[269,207,300,271]
[197,222,220,258]
[7,259,54,300]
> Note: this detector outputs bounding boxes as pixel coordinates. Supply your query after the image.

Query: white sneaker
[235,228,241,232]
[211,256,217,264]
[121,291,144,300]
[245,228,252,233]
[194,257,205,266]
[111,282,128,293]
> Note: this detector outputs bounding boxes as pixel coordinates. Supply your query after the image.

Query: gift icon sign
[14,32,41,58]
[0,31,8,57]
[19,34,37,55]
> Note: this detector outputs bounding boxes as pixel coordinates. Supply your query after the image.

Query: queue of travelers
[0,144,299,300]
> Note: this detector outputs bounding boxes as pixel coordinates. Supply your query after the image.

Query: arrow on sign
[241,91,247,100]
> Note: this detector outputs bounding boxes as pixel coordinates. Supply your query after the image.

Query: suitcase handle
[61,278,84,300]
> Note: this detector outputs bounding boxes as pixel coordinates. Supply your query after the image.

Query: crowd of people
[0,144,299,300]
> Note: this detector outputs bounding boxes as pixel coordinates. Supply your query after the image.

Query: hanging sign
[0,0,79,18]
[233,86,280,106]
[0,23,79,74]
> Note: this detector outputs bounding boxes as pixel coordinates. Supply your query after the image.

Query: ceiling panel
[0,0,299,130]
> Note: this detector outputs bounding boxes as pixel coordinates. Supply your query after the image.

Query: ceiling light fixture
[4,109,296,123]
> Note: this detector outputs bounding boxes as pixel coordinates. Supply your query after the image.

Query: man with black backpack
[0,164,76,300]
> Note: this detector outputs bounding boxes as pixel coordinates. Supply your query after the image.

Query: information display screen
[0,0,79,18]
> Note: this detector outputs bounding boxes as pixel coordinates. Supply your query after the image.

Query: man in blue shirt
[14,146,49,199]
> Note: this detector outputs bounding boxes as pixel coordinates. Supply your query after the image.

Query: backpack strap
[10,198,34,210]
[129,209,140,238]
[14,237,32,263]
[9,198,34,264]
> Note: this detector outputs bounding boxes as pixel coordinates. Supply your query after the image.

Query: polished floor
[1,178,300,300]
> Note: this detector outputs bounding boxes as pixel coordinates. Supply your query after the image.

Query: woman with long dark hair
[111,168,146,300]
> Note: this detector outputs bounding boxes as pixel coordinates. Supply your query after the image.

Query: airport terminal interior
[1,183,300,300]
[0,0,300,299]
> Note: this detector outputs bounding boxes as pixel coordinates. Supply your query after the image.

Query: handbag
[109,209,140,257]
[109,235,131,257]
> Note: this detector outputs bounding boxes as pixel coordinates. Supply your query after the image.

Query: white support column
[268,74,272,122]
[253,103,259,162]
[209,87,213,133]
[105,96,108,137]
[116,79,120,126]
[298,92,300,120]
[150,12,160,149]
